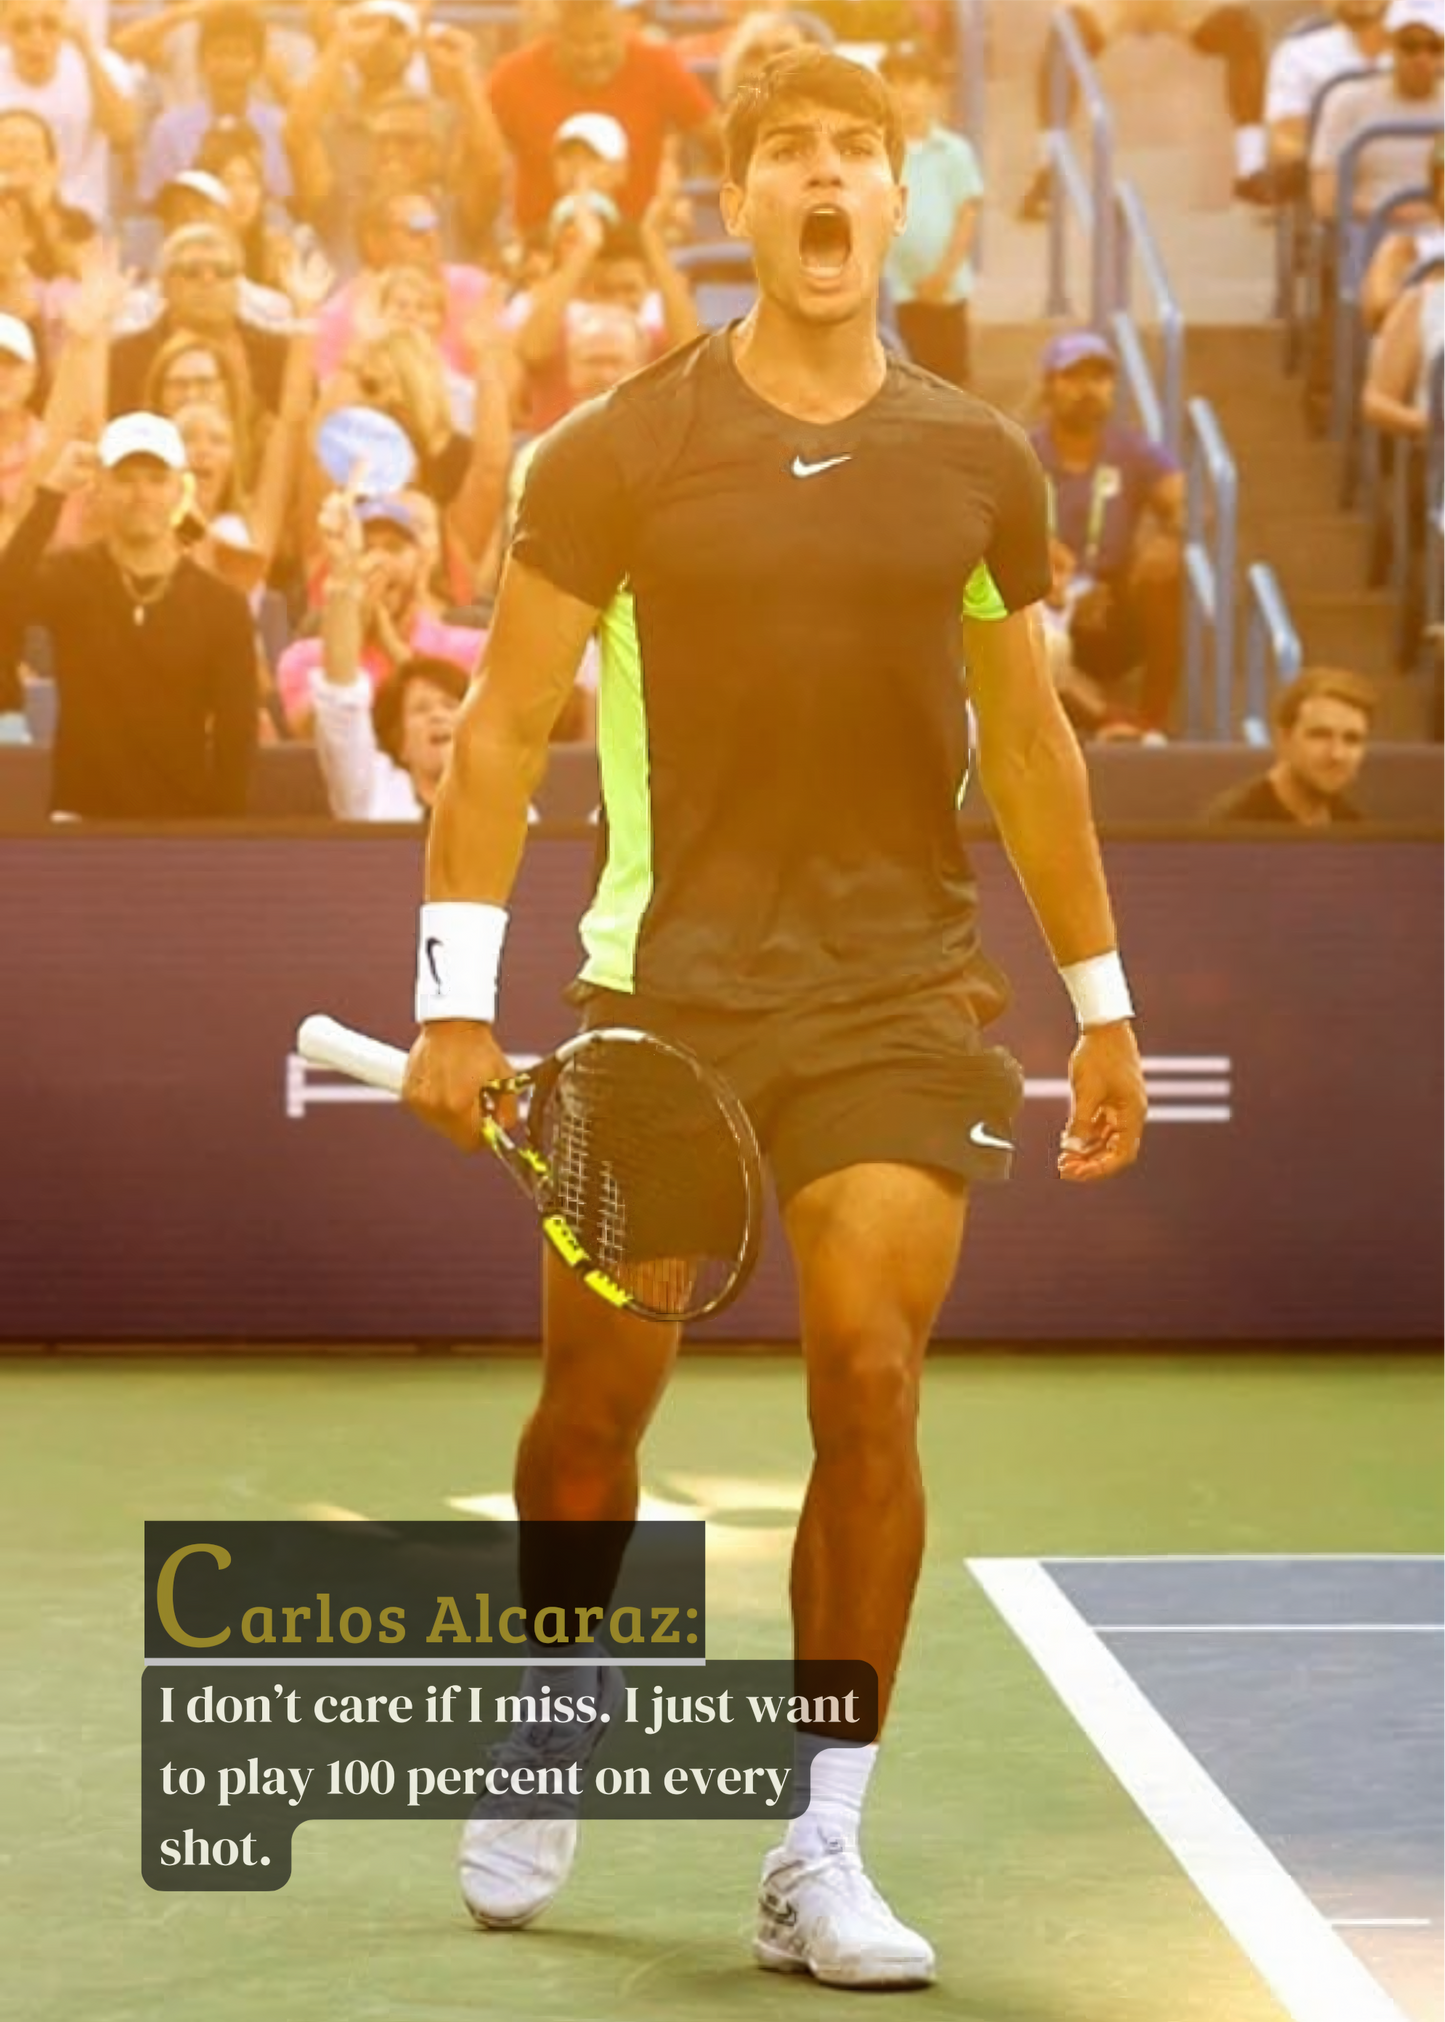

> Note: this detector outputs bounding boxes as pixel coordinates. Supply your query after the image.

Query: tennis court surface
[2,1350,1439,2022]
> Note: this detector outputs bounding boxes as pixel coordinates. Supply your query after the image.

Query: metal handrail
[1182,398,1238,739]
[1331,120,1441,437]
[1242,564,1302,746]
[1109,180,1185,455]
[1043,7,1115,329]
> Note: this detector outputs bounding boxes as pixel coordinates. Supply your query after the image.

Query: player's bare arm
[403,558,600,1151]
[965,604,1147,1183]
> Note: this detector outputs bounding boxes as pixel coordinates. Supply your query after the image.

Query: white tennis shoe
[754,1834,937,1989]
[458,1663,623,1930]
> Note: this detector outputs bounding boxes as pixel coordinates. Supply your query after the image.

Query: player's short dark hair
[723,48,904,184]
[372,655,469,763]
[1273,666,1376,734]
[198,4,265,56]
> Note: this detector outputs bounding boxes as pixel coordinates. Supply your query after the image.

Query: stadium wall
[0,832,1438,1345]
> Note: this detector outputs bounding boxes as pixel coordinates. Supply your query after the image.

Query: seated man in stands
[1018,0,1272,220]
[1029,330,1185,739]
[0,415,256,818]
[1310,0,1443,224]
[1266,0,1391,202]
[1205,666,1374,823]
[276,488,484,735]
[108,220,294,417]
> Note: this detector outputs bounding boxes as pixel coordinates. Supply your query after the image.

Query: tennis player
[403,48,1147,1991]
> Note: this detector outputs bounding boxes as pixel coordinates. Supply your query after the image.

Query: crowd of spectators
[0,0,1436,822]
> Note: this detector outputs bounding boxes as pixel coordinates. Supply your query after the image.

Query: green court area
[2,1351,1438,2022]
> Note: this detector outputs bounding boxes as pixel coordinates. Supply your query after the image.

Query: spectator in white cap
[0,413,259,816]
[136,5,293,210]
[552,110,629,203]
[506,187,700,431]
[1312,0,1444,223]
[287,5,505,270]
[487,0,721,233]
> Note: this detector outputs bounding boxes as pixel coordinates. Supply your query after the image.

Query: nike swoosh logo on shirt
[969,1121,1014,1152]
[790,454,852,479]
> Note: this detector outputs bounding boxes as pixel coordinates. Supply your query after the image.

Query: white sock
[1234,123,1266,178]
[785,1735,878,1854]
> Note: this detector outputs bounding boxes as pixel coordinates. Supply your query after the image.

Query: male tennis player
[403,49,1147,1991]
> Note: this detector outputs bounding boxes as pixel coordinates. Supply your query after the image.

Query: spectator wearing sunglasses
[287,4,505,271]
[314,186,508,382]
[107,220,293,420]
[1311,0,1444,224]
[0,0,138,224]
[136,5,293,210]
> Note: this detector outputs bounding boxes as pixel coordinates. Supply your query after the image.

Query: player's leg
[1020,5,1109,221]
[459,1251,682,1931]
[1188,4,1270,202]
[753,1162,969,1990]
[786,1163,967,1727]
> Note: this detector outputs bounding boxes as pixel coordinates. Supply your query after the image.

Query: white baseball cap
[1386,0,1444,34]
[0,312,35,365]
[353,0,421,32]
[553,112,629,163]
[159,169,231,210]
[98,412,188,471]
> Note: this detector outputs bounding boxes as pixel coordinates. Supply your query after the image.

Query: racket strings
[537,1041,752,1319]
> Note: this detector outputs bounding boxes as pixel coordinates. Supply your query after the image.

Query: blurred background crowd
[0,0,1436,827]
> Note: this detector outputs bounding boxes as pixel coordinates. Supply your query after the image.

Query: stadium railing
[1042,6,1115,330]
[1241,561,1302,747]
[1275,63,1375,376]
[1108,179,1184,457]
[1330,124,1441,442]
[1182,397,1238,740]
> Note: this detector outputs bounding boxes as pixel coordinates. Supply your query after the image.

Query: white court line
[969,1557,1415,2022]
[1332,1919,1435,1930]
[1093,1623,1444,1635]
[1039,1553,1445,1565]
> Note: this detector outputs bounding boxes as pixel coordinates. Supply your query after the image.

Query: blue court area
[971,1555,1445,2022]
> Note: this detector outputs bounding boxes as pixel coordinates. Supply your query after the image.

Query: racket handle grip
[296,1014,407,1094]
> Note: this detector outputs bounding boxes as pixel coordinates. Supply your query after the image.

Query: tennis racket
[296,1015,765,1324]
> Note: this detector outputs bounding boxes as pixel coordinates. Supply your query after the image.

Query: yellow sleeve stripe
[961,561,1009,622]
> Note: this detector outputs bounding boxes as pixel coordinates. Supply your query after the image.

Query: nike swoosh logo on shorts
[969,1121,1014,1152]
[791,454,852,479]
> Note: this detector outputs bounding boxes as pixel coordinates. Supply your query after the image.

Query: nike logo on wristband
[969,1122,1014,1152]
[424,936,444,990]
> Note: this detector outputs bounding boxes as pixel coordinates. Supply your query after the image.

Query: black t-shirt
[1206,774,1363,825]
[512,332,1051,1010]
[0,492,258,818]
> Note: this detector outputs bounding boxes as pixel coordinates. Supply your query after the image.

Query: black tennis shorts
[574,961,1026,1205]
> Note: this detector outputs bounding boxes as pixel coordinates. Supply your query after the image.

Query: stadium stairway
[1187,322,1428,737]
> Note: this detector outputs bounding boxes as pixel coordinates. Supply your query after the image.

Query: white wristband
[415,902,508,1025]
[1060,951,1134,1029]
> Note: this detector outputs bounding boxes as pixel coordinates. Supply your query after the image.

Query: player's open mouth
[798,205,853,280]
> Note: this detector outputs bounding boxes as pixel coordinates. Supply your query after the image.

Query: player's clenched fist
[403,1022,517,1151]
